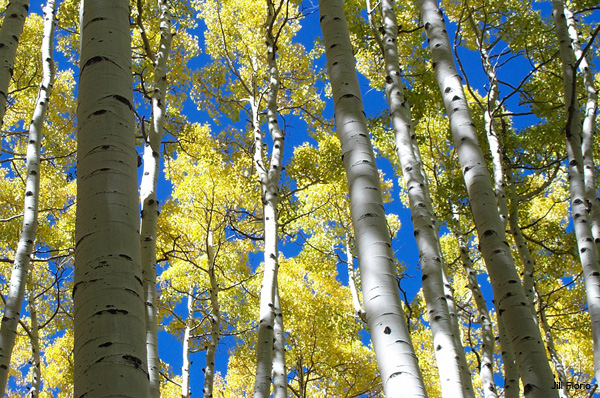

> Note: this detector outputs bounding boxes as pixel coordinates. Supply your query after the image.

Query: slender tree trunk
[345,234,366,320]
[181,290,193,398]
[379,1,473,395]
[319,1,427,395]
[27,283,40,398]
[139,1,173,396]
[449,213,498,398]
[272,283,286,398]
[497,315,519,398]
[0,0,54,391]
[564,5,600,255]
[537,293,570,398]
[0,0,29,137]
[253,2,287,395]
[204,231,220,398]
[417,0,557,395]
[552,0,600,382]
[74,0,149,396]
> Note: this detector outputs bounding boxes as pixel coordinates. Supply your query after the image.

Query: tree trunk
[74,0,149,396]
[0,0,54,391]
[253,2,287,395]
[204,231,220,398]
[417,0,557,395]
[449,213,498,398]
[181,290,193,398]
[0,0,29,137]
[552,0,600,382]
[564,5,600,255]
[27,282,41,398]
[319,0,427,396]
[537,293,570,398]
[139,1,173,396]
[272,283,286,398]
[345,234,366,320]
[380,1,473,395]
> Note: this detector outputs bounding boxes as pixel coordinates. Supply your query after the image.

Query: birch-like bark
[0,0,29,138]
[345,235,366,320]
[417,1,557,395]
[537,294,569,398]
[464,17,529,391]
[496,315,519,398]
[0,0,54,391]
[320,1,427,395]
[204,231,220,398]
[272,283,286,398]
[139,1,173,396]
[564,5,600,255]
[379,1,473,395]
[553,0,600,382]
[181,290,193,398]
[253,2,287,396]
[504,164,537,309]
[449,211,498,398]
[74,0,149,396]
[27,285,41,398]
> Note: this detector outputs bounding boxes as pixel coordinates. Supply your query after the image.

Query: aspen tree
[449,214,498,398]
[417,0,557,395]
[564,5,600,255]
[181,289,193,398]
[0,0,29,138]
[0,0,54,391]
[552,0,600,382]
[375,0,474,395]
[253,1,288,396]
[74,0,149,396]
[138,0,173,395]
[319,0,427,395]
[204,230,221,398]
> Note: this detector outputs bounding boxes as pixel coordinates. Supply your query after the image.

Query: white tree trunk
[181,290,193,398]
[449,213,498,398]
[319,1,427,396]
[564,5,600,255]
[74,0,149,396]
[139,1,173,396]
[204,231,220,398]
[345,235,366,320]
[553,0,600,382]
[253,2,287,395]
[380,1,473,396]
[272,283,286,398]
[417,0,557,395]
[0,0,29,137]
[497,315,519,398]
[0,0,54,391]
[27,283,40,398]
[537,294,569,398]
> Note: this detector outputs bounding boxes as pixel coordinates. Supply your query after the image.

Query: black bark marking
[98,342,113,348]
[383,326,391,334]
[358,213,377,220]
[122,355,143,369]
